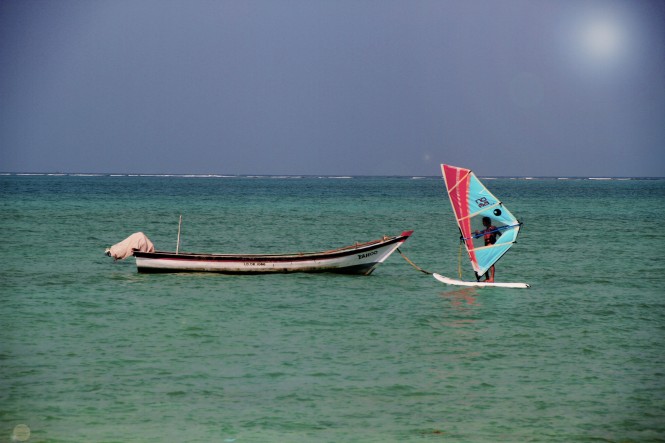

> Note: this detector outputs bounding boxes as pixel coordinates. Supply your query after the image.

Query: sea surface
[1,174,664,443]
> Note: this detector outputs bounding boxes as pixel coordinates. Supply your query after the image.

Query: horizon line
[1,171,664,180]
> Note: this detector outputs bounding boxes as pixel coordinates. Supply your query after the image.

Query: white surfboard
[433,273,530,289]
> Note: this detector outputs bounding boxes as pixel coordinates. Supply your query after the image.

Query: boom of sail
[441,164,522,279]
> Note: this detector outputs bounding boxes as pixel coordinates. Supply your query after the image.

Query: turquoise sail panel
[474,244,513,276]
[467,174,518,226]
[463,172,521,277]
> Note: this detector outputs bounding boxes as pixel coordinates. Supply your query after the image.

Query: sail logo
[476,197,491,208]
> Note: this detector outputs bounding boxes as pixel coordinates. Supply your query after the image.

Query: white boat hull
[133,231,413,275]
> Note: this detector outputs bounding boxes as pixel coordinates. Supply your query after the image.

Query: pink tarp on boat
[106,232,154,260]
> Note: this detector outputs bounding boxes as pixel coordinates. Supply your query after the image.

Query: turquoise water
[1,174,664,442]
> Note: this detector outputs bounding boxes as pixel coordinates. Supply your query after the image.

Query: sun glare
[583,18,623,60]
[560,4,637,78]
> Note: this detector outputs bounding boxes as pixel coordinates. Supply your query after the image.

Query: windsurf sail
[441,164,522,279]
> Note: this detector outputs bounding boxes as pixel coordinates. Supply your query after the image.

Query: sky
[1,0,664,177]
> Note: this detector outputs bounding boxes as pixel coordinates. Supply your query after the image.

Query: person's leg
[487,265,495,283]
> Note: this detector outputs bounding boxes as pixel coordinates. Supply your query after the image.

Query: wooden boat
[132,230,413,275]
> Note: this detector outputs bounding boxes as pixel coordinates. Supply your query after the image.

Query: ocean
[1,174,664,442]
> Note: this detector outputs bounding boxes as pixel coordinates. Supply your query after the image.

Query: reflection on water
[440,287,480,312]
[434,287,485,361]
[428,287,482,330]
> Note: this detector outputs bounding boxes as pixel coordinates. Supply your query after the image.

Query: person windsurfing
[475,216,501,282]
[435,164,528,288]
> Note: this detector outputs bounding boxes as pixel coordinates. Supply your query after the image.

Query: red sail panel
[441,164,478,270]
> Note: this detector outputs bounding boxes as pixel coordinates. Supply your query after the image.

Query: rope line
[397,248,432,275]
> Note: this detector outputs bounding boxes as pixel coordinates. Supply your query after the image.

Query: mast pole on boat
[176,215,182,254]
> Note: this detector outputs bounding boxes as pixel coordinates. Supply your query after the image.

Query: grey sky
[1,0,664,177]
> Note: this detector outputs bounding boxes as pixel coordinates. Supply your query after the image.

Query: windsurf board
[433,273,530,289]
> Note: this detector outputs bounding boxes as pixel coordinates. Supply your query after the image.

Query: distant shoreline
[1,172,663,180]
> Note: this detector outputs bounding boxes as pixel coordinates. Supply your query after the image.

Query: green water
[1,175,664,442]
